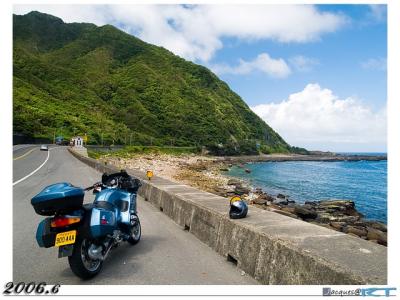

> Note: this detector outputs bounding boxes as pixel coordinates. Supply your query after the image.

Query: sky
[13,4,387,152]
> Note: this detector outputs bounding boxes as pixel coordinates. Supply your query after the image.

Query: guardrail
[68,147,387,284]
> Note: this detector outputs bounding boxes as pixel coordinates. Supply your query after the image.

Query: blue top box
[31,183,84,216]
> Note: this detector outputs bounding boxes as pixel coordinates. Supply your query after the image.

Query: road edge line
[13,149,50,186]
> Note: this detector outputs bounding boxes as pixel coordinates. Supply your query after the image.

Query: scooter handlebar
[84,182,102,191]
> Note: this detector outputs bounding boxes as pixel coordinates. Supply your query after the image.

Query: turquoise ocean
[227,153,387,224]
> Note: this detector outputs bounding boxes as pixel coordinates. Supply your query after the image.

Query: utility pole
[101,132,104,147]
[130,133,133,146]
[53,129,56,144]
[150,137,153,146]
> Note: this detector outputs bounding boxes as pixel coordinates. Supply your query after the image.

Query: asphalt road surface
[13,146,257,284]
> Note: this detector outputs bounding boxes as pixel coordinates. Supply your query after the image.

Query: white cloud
[289,55,319,72]
[251,84,386,151]
[368,4,387,23]
[211,53,291,78]
[361,57,387,71]
[13,4,348,62]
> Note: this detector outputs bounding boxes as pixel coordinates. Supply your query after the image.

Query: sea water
[227,158,387,224]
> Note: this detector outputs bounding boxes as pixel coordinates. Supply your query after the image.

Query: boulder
[316,223,340,231]
[234,185,251,195]
[315,212,332,223]
[276,193,287,199]
[317,204,343,211]
[345,225,367,237]
[330,221,346,230]
[269,203,283,210]
[319,200,355,208]
[365,221,387,232]
[328,215,360,224]
[253,197,268,205]
[303,204,313,210]
[245,169,252,173]
[257,193,275,201]
[294,206,317,219]
[281,207,296,214]
[254,187,263,194]
[274,198,288,205]
[235,185,250,195]
[227,178,241,186]
[213,186,228,197]
[253,203,267,210]
[316,200,362,217]
[367,227,387,246]
[353,221,368,227]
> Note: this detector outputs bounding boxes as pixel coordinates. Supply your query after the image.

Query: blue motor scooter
[31,170,142,279]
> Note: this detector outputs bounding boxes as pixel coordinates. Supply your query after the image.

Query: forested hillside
[13,11,295,154]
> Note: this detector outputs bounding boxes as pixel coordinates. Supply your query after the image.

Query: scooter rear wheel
[68,237,103,279]
[128,218,141,245]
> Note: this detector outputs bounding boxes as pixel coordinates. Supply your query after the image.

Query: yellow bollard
[146,170,154,180]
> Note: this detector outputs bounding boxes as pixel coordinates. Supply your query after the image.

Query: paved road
[13,146,257,284]
[13,145,48,183]
[13,144,39,161]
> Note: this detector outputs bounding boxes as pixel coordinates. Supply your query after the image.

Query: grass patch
[87,145,200,159]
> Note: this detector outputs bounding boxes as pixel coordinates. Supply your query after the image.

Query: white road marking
[13,147,36,160]
[13,148,52,186]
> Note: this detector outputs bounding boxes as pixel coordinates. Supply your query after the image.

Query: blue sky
[14,4,387,152]
[211,5,386,110]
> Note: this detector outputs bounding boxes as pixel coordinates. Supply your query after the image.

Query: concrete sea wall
[68,148,387,284]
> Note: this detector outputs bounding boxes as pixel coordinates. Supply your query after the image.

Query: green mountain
[13,11,295,154]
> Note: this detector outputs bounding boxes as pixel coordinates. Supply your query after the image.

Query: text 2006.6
[3,282,60,295]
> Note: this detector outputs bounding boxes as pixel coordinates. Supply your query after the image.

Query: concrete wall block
[188,205,221,249]
[146,185,156,205]
[164,194,192,228]
[254,236,362,284]
[137,182,150,199]
[160,191,175,217]
[140,183,158,206]
[151,186,164,208]
[180,199,196,229]
[170,196,185,227]
[215,219,261,277]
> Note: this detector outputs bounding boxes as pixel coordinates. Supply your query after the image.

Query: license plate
[55,230,76,247]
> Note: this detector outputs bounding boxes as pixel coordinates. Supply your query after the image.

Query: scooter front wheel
[68,237,103,279]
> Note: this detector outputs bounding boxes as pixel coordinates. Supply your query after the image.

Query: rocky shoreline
[101,153,387,247]
[221,179,387,246]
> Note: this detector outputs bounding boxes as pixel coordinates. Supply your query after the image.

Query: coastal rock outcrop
[243,188,387,246]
